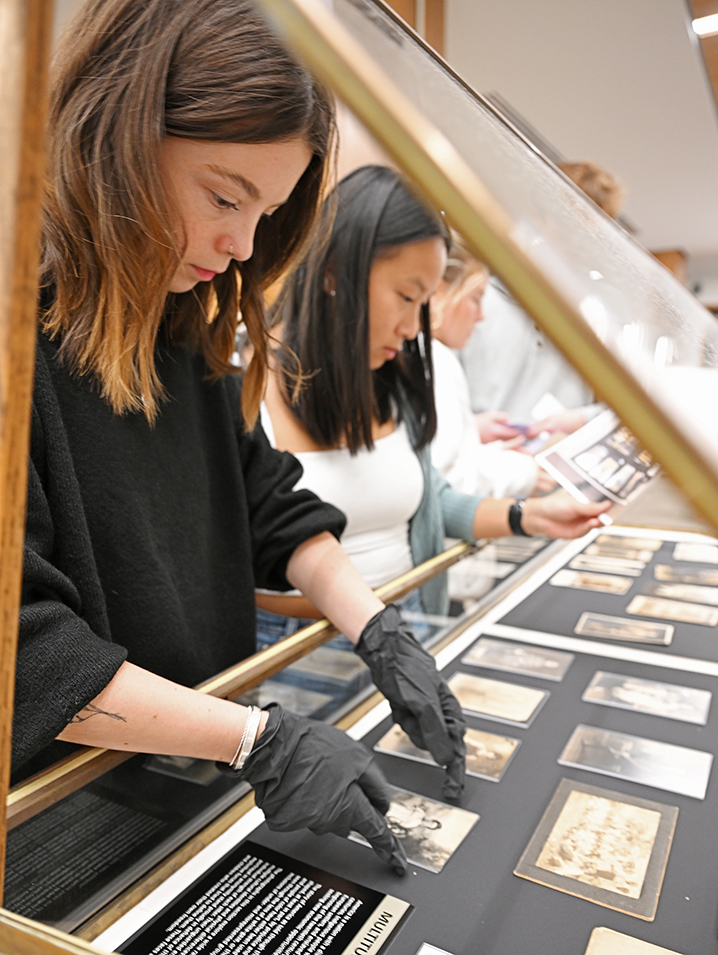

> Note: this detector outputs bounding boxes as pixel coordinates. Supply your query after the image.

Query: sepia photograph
[514,778,678,920]
[550,568,634,595]
[672,542,718,564]
[584,926,684,955]
[350,788,478,873]
[654,563,718,586]
[558,725,713,799]
[585,544,656,563]
[447,672,549,726]
[495,537,547,562]
[569,554,644,576]
[595,535,662,552]
[626,595,718,627]
[582,671,711,725]
[643,580,718,607]
[374,723,521,781]
[462,637,574,681]
[575,612,674,645]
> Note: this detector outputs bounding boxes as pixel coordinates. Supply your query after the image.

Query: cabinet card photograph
[643,580,718,607]
[582,671,711,725]
[462,637,574,681]
[584,926,684,955]
[595,535,663,552]
[446,672,549,727]
[495,537,547,562]
[558,725,713,799]
[585,544,656,564]
[654,563,718,586]
[350,789,478,873]
[514,778,678,920]
[575,612,674,645]
[626,595,718,627]
[569,554,644,577]
[374,723,520,781]
[672,542,718,564]
[549,569,634,595]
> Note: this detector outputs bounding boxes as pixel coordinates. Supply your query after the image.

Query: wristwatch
[508,500,531,537]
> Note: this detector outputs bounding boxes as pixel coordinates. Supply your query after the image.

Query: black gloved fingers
[356,760,392,816]
[348,790,408,876]
[442,755,466,803]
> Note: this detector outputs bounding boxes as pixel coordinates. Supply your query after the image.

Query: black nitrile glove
[240,704,407,875]
[355,604,467,802]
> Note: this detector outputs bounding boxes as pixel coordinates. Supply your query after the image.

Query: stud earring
[229,244,234,257]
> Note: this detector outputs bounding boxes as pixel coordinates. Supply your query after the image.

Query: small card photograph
[574,612,674,645]
[462,637,574,681]
[672,542,718,564]
[654,563,718,586]
[495,537,547,562]
[626,595,718,627]
[558,725,713,799]
[374,723,520,782]
[549,568,634,595]
[514,778,677,920]
[595,534,662,551]
[643,580,718,607]
[569,554,644,577]
[582,671,711,725]
[446,672,549,727]
[350,789,478,873]
[585,544,655,563]
[584,927,684,955]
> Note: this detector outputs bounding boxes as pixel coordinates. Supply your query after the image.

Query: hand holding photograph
[582,671,711,725]
[462,637,574,681]
[574,612,674,645]
[626,595,718,627]
[558,724,713,799]
[350,789,478,873]
[584,926,684,955]
[446,672,549,726]
[549,569,634,595]
[374,723,521,781]
[514,778,678,920]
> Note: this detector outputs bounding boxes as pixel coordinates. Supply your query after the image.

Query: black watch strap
[508,500,531,537]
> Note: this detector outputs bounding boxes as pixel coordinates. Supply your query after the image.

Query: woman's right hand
[521,490,611,538]
[475,410,523,444]
[240,704,408,875]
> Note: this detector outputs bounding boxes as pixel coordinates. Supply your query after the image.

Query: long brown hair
[42,0,335,425]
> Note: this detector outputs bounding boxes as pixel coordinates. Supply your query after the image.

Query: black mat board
[498,539,718,661]
[240,633,718,955]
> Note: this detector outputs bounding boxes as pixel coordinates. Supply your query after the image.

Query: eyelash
[213,194,239,211]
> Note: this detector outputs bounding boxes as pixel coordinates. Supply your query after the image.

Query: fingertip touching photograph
[3,1,718,954]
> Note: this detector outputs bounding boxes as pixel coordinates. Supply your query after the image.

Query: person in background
[429,231,555,499]
[460,160,626,442]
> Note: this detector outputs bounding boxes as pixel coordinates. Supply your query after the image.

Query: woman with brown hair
[14,0,467,874]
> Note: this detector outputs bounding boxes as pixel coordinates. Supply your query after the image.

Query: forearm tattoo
[69,702,127,724]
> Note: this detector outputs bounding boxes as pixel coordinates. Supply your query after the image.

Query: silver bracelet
[229,706,263,772]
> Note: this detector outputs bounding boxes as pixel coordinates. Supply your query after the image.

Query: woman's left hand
[521,490,611,538]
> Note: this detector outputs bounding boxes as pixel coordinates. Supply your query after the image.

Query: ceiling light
[693,14,718,37]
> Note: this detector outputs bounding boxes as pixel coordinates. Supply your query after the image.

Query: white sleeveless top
[260,403,423,589]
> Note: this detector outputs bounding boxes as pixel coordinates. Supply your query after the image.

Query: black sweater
[14,334,345,772]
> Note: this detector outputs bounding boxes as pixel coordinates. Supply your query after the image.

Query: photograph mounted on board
[581,671,711,725]
[462,637,574,681]
[446,672,549,727]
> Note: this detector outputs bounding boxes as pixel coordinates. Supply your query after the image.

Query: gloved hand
[355,604,467,802]
[240,703,407,875]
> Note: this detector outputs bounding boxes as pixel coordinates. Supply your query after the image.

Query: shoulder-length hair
[42,0,335,425]
[276,165,449,453]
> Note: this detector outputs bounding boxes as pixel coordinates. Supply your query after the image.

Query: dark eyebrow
[204,164,260,200]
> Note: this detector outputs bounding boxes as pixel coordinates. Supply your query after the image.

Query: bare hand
[530,468,557,496]
[522,490,610,538]
[476,411,523,444]
[527,409,585,438]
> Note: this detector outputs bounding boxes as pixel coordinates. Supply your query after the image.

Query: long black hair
[276,165,449,453]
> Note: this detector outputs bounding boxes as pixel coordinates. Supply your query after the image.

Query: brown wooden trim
[386,0,415,28]
[651,248,688,285]
[424,0,444,56]
[0,0,53,902]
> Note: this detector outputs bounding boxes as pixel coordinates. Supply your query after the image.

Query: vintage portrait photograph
[643,580,718,607]
[574,612,674,645]
[595,535,663,552]
[582,671,711,725]
[447,672,549,726]
[514,778,678,920]
[374,724,521,781]
[350,789,478,873]
[570,554,644,577]
[626,595,718,627]
[550,569,634,595]
[585,543,656,563]
[558,725,713,799]
[584,926,683,955]
[672,542,718,564]
[654,563,718,586]
[462,637,574,681]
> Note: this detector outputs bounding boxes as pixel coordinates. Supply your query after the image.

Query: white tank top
[260,403,424,589]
